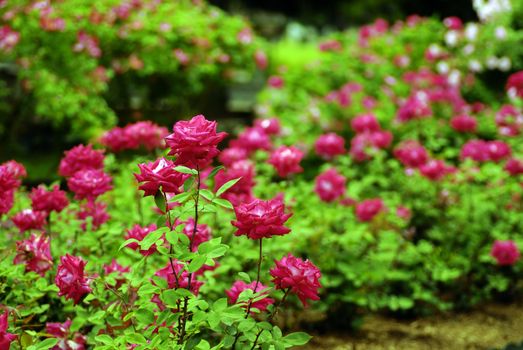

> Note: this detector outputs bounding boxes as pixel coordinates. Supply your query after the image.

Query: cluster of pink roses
[131,114,322,313]
[100,121,169,152]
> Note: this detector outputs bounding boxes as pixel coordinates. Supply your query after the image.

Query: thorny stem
[179,167,201,344]
[250,288,292,350]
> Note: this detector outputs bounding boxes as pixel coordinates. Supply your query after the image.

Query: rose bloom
[0,164,22,193]
[506,71,523,99]
[125,224,159,256]
[231,195,292,240]
[351,114,381,133]
[419,159,455,181]
[443,16,463,30]
[46,319,87,350]
[99,127,130,152]
[12,209,47,232]
[218,147,249,167]
[231,127,272,154]
[125,121,169,151]
[14,234,53,276]
[450,114,477,133]
[2,160,26,179]
[58,144,105,177]
[355,198,385,222]
[67,169,113,200]
[495,105,523,136]
[314,168,346,202]
[183,218,211,251]
[460,139,490,162]
[268,146,304,178]
[226,281,274,312]
[394,141,429,168]
[270,254,321,307]
[134,158,189,197]
[77,200,110,231]
[0,311,16,349]
[254,50,268,70]
[55,254,92,305]
[491,240,520,266]
[487,140,511,162]
[396,206,412,220]
[165,115,227,169]
[30,185,69,214]
[505,158,523,176]
[254,117,281,135]
[350,131,393,162]
[314,133,346,159]
[0,190,14,216]
[268,75,284,89]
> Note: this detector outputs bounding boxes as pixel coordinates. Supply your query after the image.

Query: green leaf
[33,338,58,350]
[174,166,198,175]
[213,198,233,209]
[169,191,193,204]
[154,192,166,212]
[216,177,241,196]
[188,255,207,273]
[140,227,168,250]
[135,309,155,325]
[95,334,114,344]
[282,332,312,346]
[208,165,224,179]
[238,272,251,283]
[183,176,195,192]
[126,333,147,344]
[199,189,214,201]
[119,238,139,252]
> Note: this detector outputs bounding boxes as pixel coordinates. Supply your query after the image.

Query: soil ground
[303,300,523,350]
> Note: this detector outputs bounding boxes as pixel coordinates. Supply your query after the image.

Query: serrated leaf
[140,228,168,250]
[199,189,214,201]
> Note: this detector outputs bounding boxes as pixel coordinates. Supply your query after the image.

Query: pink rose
[55,254,92,304]
[314,168,346,202]
[394,141,429,168]
[232,196,292,240]
[314,133,346,159]
[11,209,47,232]
[270,254,321,307]
[0,311,16,349]
[30,185,69,214]
[419,159,455,181]
[268,146,304,178]
[46,319,87,350]
[491,240,520,266]
[450,114,477,133]
[351,114,381,133]
[58,144,105,177]
[14,234,53,276]
[355,198,385,222]
[254,118,281,135]
[67,169,112,200]
[134,158,189,197]
[165,115,227,169]
[231,127,272,154]
[214,160,255,206]
[506,71,523,99]
[505,158,523,176]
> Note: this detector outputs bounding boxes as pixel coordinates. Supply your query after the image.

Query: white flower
[445,30,459,47]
